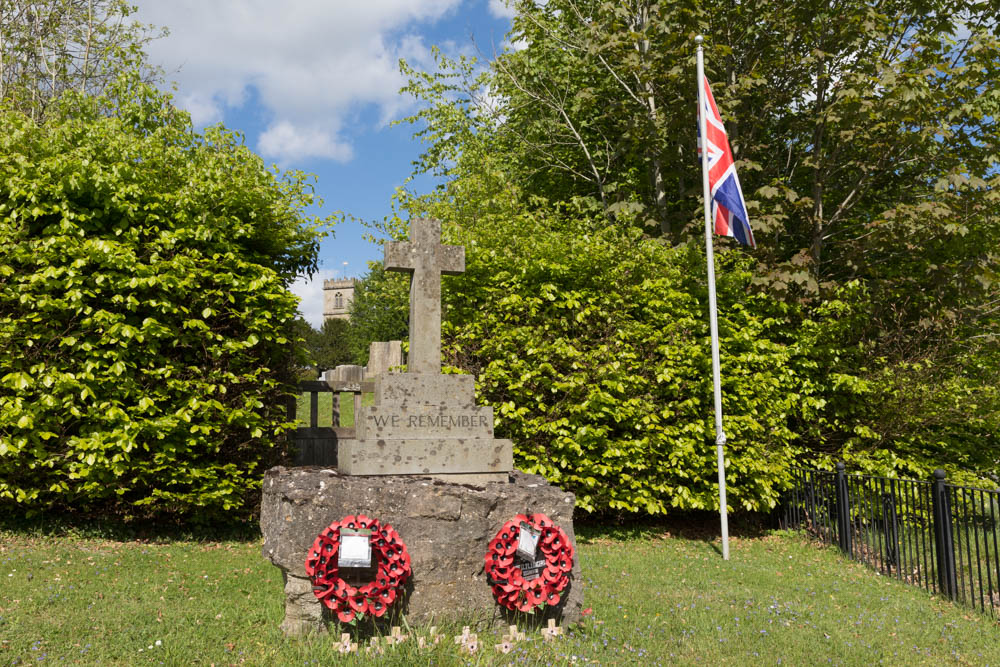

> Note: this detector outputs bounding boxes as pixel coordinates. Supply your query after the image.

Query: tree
[490,0,704,235]
[305,317,352,372]
[439,206,819,514]
[345,263,410,366]
[0,77,331,520]
[387,0,1000,509]
[1,0,164,121]
[488,0,1000,334]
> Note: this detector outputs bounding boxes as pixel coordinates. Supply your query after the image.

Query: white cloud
[135,0,465,160]
[177,92,223,127]
[488,0,517,19]
[290,269,338,329]
[258,121,354,163]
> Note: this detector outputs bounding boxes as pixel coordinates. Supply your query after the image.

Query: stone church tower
[323,278,357,321]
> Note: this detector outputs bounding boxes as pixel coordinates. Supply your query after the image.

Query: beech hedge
[435,211,825,515]
[0,80,327,520]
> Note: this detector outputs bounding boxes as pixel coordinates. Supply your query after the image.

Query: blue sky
[133,0,515,326]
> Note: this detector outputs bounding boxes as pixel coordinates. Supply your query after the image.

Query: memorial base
[260,467,584,635]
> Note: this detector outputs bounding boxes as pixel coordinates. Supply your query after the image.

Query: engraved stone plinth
[260,467,583,633]
[338,372,513,477]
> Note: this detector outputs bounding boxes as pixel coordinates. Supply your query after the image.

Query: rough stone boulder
[260,466,584,635]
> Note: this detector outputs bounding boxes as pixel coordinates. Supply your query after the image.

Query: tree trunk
[631,1,669,236]
[810,60,828,269]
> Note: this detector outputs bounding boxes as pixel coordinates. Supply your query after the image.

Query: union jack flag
[698,75,755,248]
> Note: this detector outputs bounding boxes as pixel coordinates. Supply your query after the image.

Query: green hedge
[0,80,325,520]
[441,212,830,514]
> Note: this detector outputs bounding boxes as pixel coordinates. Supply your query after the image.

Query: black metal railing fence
[783,464,1000,615]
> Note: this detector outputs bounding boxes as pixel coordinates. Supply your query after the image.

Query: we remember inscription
[370,414,491,429]
[333,218,513,479]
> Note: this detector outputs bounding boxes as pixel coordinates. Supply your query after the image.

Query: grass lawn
[1,524,998,665]
[294,392,373,428]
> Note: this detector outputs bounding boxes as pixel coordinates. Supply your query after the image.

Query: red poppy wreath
[484,513,574,613]
[304,514,411,623]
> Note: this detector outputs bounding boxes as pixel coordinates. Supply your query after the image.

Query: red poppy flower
[515,596,535,613]
[499,580,520,594]
[378,587,396,605]
[524,585,544,607]
[336,608,355,623]
[312,578,337,598]
[542,566,562,584]
[348,594,368,614]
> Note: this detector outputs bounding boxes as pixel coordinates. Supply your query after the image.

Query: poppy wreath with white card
[304,514,411,623]
[484,513,574,613]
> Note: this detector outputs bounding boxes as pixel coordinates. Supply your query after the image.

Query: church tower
[323,278,357,321]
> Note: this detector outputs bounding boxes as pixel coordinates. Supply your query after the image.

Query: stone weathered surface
[365,340,403,378]
[324,364,364,385]
[337,437,513,476]
[261,466,583,633]
[374,374,476,407]
[384,218,464,375]
[341,373,513,477]
[334,219,513,478]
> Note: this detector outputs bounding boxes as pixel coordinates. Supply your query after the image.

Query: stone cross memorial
[262,216,582,634]
[334,218,513,481]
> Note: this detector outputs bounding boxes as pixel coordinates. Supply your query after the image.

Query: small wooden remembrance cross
[384,218,465,374]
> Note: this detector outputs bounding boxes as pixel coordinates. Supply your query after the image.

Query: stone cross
[384,218,465,374]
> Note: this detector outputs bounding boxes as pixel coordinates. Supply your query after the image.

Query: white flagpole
[696,35,730,561]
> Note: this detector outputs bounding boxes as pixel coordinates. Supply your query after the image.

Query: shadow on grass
[0,507,260,543]
[2,499,782,548]
[574,509,776,545]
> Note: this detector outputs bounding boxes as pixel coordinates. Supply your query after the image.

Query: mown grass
[1,526,998,665]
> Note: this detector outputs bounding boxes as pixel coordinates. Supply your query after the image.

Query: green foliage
[346,263,409,366]
[436,208,813,514]
[0,78,330,520]
[0,0,165,121]
[302,317,352,371]
[389,0,1000,514]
